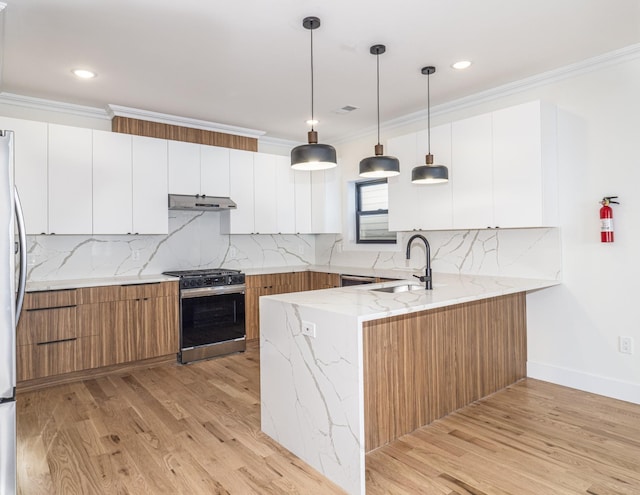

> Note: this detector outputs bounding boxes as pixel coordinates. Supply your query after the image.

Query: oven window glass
[181,292,245,348]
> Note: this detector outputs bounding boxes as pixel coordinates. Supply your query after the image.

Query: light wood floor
[17,342,640,494]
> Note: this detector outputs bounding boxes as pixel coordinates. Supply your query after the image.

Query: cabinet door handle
[37,337,77,346]
[26,304,77,312]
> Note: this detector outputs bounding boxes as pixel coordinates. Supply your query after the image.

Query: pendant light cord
[376,50,381,145]
[427,71,431,154]
[310,25,315,132]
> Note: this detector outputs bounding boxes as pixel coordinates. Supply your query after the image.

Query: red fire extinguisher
[600,196,619,243]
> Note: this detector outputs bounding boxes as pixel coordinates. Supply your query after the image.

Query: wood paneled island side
[259,273,557,495]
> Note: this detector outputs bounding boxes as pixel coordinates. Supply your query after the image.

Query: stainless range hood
[168,194,237,211]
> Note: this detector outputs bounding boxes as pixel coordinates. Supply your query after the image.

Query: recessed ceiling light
[306,119,319,126]
[72,69,97,79]
[451,60,472,70]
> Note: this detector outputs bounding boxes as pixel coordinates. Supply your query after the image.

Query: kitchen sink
[371,284,424,293]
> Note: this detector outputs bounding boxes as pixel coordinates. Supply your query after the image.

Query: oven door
[180,285,246,362]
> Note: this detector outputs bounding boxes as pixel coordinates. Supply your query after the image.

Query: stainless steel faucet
[406,234,433,290]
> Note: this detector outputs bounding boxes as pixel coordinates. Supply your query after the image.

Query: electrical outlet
[619,336,634,354]
[301,321,316,338]
[229,246,237,258]
[132,249,140,261]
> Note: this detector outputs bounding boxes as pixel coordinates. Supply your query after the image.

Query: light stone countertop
[262,271,559,322]
[26,274,178,292]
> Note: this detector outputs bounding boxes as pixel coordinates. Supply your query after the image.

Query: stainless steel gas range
[162,268,246,364]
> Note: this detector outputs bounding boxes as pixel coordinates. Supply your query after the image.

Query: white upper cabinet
[253,152,278,234]
[294,171,312,234]
[226,149,255,234]
[492,100,558,228]
[167,140,200,195]
[311,168,341,234]
[388,132,420,232]
[0,117,48,234]
[416,125,453,230]
[48,124,93,234]
[132,135,168,234]
[451,113,494,229]
[200,145,230,197]
[168,141,231,198]
[92,130,133,234]
[389,100,558,231]
[275,156,296,234]
[388,124,453,232]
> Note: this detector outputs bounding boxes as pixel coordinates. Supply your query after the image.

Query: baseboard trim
[527,361,640,405]
[16,354,178,393]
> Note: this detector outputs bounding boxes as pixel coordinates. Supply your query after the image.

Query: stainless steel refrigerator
[1,130,27,495]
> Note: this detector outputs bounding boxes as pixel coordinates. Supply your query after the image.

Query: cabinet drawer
[79,281,178,303]
[120,281,177,299]
[17,305,77,346]
[17,338,79,381]
[16,335,99,382]
[23,289,78,309]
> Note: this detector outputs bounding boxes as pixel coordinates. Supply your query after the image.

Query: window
[355,179,396,244]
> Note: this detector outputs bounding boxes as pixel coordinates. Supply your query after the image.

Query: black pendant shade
[411,66,449,184]
[359,45,399,178]
[291,131,337,170]
[411,154,449,184]
[291,17,337,171]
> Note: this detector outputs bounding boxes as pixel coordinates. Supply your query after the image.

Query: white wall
[334,53,640,404]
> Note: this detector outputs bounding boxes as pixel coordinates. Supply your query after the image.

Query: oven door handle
[181,285,246,298]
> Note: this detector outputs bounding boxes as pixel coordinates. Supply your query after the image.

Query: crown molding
[0,92,110,120]
[258,135,299,149]
[334,42,640,145]
[107,104,265,138]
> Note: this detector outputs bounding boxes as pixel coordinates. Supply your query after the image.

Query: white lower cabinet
[0,117,49,234]
[48,124,93,234]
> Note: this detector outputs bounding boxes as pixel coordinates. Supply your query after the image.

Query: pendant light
[411,66,448,184]
[359,45,399,178]
[291,16,337,171]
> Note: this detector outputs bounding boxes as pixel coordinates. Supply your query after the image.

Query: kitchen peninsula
[259,272,558,495]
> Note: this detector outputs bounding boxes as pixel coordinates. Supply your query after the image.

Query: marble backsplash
[25,211,316,282]
[317,228,562,281]
[25,209,562,282]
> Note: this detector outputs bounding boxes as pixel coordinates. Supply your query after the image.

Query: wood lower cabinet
[246,271,343,341]
[309,271,340,290]
[362,292,527,451]
[246,272,310,340]
[16,288,93,381]
[78,282,179,367]
[17,281,179,384]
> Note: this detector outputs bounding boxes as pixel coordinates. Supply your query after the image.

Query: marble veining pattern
[25,211,315,282]
[260,301,364,495]
[259,273,558,495]
[316,228,562,281]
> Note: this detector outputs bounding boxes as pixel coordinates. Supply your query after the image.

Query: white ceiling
[1,0,639,142]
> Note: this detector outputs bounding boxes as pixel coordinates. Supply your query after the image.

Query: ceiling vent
[334,105,358,114]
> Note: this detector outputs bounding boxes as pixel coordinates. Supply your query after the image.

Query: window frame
[355,178,396,244]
